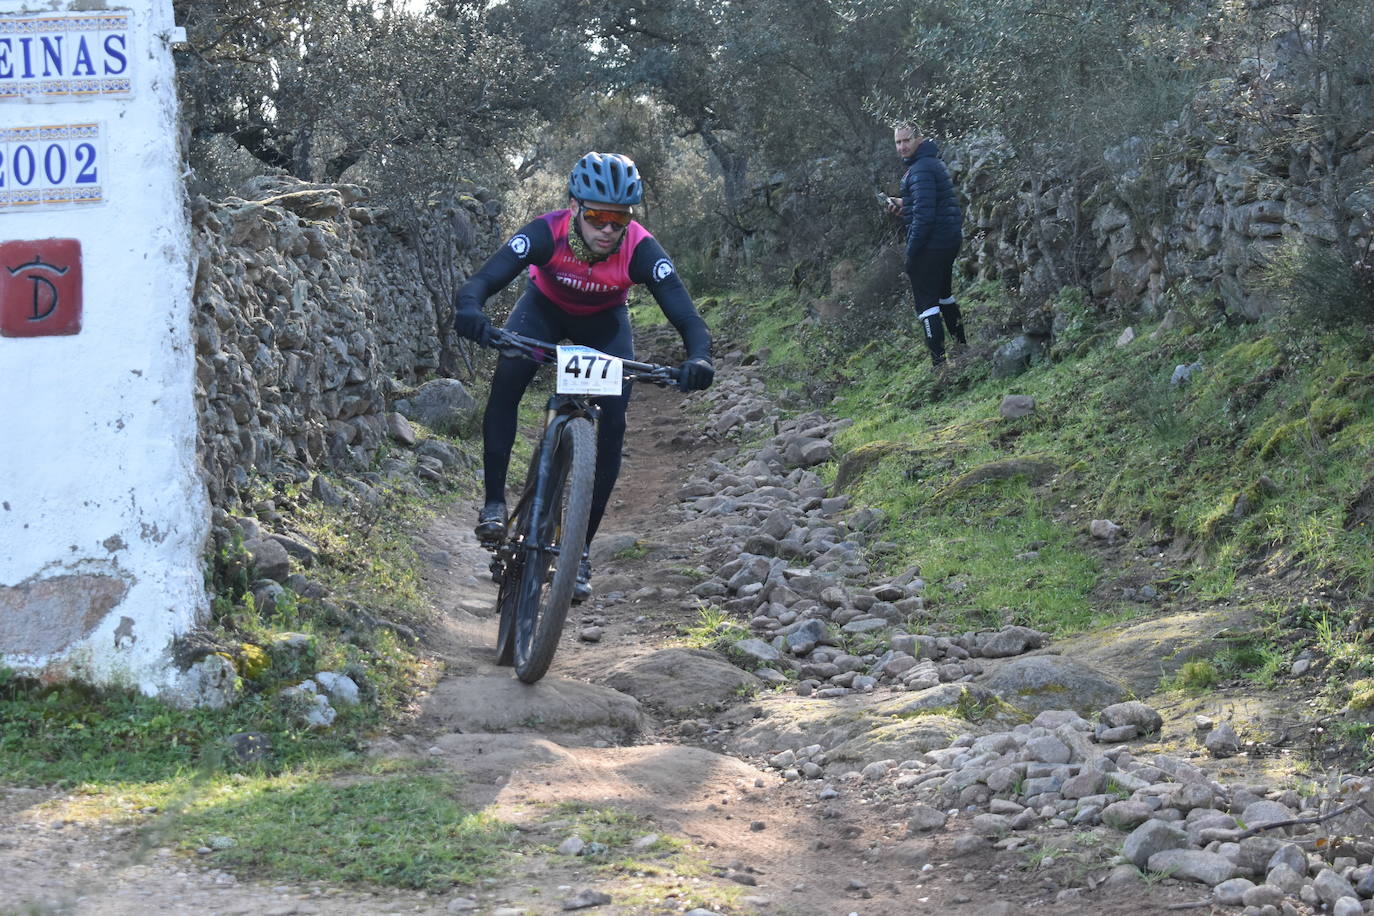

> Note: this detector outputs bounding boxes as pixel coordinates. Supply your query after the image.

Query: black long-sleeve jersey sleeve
[454,217,555,314]
[625,235,712,362]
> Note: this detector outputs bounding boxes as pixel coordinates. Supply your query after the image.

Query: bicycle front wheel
[494,549,522,667]
[513,416,596,683]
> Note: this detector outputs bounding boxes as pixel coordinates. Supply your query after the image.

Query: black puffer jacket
[900,138,963,259]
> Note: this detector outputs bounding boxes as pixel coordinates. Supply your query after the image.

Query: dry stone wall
[190,176,501,508]
[955,74,1374,319]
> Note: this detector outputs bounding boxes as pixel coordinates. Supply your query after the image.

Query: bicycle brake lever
[645,368,681,388]
[492,330,555,364]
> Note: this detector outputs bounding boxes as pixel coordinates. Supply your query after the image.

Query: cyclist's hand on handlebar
[677,357,715,392]
[453,309,496,346]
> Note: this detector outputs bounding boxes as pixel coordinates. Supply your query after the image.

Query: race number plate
[556,345,623,395]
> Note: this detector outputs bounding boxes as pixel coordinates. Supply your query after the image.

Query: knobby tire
[495,449,544,667]
[494,554,521,666]
[513,416,595,683]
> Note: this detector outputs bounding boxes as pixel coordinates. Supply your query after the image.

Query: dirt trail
[400,378,1227,916]
[408,382,906,912]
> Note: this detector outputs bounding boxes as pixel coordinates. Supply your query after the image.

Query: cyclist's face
[573,199,631,254]
[894,128,919,158]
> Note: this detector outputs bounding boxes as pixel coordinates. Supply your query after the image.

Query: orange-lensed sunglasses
[579,205,632,230]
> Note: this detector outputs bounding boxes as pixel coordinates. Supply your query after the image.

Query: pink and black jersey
[528,210,650,315]
[454,209,711,361]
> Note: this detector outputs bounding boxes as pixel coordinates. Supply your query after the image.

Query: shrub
[1261,237,1374,339]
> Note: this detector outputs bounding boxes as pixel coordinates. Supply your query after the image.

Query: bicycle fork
[526,397,600,559]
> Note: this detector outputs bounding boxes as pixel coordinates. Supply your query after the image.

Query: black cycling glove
[453,309,495,345]
[678,357,715,392]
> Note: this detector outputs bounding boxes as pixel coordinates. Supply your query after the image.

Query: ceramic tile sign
[0,121,104,210]
[0,237,82,337]
[0,10,133,101]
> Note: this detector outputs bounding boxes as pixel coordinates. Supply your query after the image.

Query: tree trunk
[697,126,750,219]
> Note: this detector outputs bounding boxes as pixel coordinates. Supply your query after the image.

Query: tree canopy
[177,0,1374,277]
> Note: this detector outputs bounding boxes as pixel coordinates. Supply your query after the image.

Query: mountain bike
[482,328,683,684]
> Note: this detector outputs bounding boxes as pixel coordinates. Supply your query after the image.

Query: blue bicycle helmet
[568,152,643,205]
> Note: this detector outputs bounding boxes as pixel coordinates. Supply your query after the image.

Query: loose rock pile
[671,355,1050,698]
[825,705,1374,916]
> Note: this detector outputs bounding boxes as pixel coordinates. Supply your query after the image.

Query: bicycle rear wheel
[512,416,596,683]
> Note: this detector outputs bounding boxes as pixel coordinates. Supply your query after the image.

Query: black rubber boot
[941,300,967,346]
[921,308,947,365]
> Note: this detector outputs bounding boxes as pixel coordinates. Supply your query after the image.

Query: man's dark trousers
[908,244,964,364]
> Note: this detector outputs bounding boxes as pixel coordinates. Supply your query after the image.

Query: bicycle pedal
[489,558,503,583]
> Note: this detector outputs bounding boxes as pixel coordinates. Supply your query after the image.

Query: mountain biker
[451,152,715,601]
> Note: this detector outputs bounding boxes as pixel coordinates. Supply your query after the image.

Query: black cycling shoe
[475,501,507,546]
[572,553,592,604]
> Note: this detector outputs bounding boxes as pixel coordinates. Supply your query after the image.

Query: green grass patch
[0,671,356,786]
[174,771,510,890]
[679,604,750,652]
[860,474,1104,635]
[713,282,1374,628]
[1163,636,1286,693]
[0,671,511,891]
[1346,680,1374,711]
[1165,659,1219,693]
[1215,639,1285,686]
[0,411,506,890]
[290,490,436,635]
[612,542,650,560]
[544,802,673,854]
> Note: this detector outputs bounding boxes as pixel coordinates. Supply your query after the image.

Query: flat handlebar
[487,328,684,388]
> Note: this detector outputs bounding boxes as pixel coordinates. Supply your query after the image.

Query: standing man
[882,122,966,365]
[451,152,715,601]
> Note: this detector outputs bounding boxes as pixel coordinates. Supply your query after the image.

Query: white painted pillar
[0,1,209,697]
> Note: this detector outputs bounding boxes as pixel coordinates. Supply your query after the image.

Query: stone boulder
[871,683,994,718]
[723,696,877,757]
[1099,701,1163,735]
[267,188,346,220]
[828,715,979,767]
[1146,849,1236,885]
[243,535,291,582]
[394,379,478,434]
[998,395,1036,418]
[976,654,1130,715]
[420,676,643,736]
[1122,818,1188,868]
[991,335,1048,378]
[600,649,762,714]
